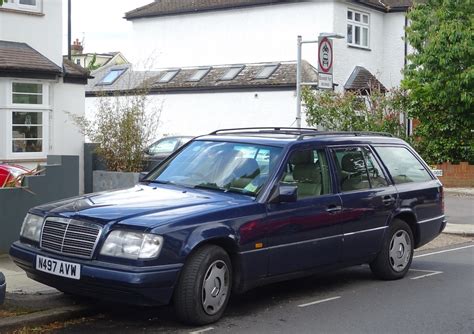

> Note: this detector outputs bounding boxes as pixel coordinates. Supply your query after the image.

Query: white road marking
[297,296,341,308]
[189,327,214,334]
[409,269,443,280]
[413,244,474,259]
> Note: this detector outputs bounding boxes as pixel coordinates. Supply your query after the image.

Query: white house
[86,0,410,137]
[67,38,129,70]
[0,0,89,189]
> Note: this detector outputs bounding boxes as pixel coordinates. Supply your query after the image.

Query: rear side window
[374,146,432,184]
[332,147,371,192]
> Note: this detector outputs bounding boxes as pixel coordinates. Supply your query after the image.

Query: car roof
[195,128,407,147]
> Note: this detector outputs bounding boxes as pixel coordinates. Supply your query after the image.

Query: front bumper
[9,242,182,306]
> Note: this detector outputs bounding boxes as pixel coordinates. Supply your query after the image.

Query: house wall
[129,0,406,90]
[0,0,63,66]
[85,89,304,139]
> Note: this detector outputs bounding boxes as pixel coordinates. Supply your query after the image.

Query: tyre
[370,219,414,280]
[173,245,232,325]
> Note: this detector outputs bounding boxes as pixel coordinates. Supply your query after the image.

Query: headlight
[100,230,163,260]
[20,213,44,242]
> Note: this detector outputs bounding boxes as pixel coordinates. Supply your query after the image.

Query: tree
[302,87,408,139]
[71,81,162,173]
[403,0,474,163]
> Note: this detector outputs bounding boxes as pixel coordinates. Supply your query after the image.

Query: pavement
[0,187,472,331]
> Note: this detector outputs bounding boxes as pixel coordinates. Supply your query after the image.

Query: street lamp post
[295,33,344,128]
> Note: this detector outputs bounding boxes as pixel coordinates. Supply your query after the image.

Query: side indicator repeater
[255,242,263,249]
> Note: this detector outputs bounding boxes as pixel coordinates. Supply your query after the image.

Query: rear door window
[374,146,432,184]
[331,147,371,192]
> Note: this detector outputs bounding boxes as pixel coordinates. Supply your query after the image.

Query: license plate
[36,255,81,280]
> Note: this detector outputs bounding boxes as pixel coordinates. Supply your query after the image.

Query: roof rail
[209,127,318,135]
[297,131,393,140]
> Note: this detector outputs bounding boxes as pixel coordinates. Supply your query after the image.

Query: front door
[265,148,343,276]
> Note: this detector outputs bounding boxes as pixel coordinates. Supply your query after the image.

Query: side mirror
[269,183,298,203]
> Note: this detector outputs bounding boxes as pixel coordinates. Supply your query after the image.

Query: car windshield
[146,140,283,196]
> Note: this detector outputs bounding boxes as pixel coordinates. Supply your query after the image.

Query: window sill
[347,45,371,52]
[0,7,44,16]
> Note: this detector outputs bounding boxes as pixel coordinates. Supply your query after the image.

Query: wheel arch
[391,211,420,247]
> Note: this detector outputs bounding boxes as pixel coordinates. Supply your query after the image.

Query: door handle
[382,195,395,206]
[326,205,342,213]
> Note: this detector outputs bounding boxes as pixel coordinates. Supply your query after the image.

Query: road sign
[318,36,334,89]
[318,37,333,74]
[318,73,333,89]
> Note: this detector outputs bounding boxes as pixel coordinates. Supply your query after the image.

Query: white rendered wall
[130,1,335,69]
[381,12,406,88]
[86,90,305,140]
[130,1,406,91]
[0,0,63,66]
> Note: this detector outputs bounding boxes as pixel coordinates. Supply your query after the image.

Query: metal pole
[68,0,72,60]
[296,35,302,128]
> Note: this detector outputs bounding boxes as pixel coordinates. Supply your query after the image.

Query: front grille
[40,218,102,259]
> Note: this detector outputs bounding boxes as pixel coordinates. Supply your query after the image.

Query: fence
[0,155,79,253]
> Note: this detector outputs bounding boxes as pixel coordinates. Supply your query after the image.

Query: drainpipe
[68,0,71,60]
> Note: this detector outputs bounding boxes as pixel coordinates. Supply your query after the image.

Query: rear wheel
[173,245,232,325]
[370,219,414,280]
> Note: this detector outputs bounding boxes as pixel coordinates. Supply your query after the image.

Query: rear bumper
[0,272,5,305]
[9,242,182,306]
[416,215,447,248]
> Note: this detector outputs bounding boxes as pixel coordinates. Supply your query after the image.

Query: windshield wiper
[193,183,227,192]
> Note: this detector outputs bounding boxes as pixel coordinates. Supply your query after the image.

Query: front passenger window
[281,149,331,199]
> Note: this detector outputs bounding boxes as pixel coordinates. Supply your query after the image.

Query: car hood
[33,184,251,225]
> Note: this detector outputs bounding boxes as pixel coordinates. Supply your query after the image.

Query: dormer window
[158,69,180,83]
[255,64,279,79]
[220,66,244,81]
[97,68,126,85]
[187,68,211,82]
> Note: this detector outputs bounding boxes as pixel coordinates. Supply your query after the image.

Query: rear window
[374,146,432,184]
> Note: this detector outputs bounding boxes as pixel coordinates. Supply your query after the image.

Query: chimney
[71,38,83,55]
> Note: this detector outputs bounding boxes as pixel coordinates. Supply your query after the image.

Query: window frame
[373,144,435,185]
[255,64,279,79]
[96,68,126,86]
[278,147,334,200]
[220,65,244,81]
[10,81,48,108]
[7,110,49,158]
[2,0,42,13]
[187,67,211,82]
[347,8,370,49]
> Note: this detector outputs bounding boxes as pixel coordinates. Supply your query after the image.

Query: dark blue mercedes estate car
[10,128,446,324]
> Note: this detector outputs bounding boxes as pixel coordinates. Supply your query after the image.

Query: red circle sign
[318,37,333,73]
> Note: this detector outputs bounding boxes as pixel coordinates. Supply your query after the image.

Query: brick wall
[434,162,474,187]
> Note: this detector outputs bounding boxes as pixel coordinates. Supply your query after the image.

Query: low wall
[92,170,140,192]
[0,155,79,253]
[434,162,474,187]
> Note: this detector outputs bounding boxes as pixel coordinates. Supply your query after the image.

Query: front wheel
[370,219,414,280]
[173,245,232,325]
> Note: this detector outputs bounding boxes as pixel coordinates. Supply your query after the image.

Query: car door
[330,146,398,262]
[265,147,343,276]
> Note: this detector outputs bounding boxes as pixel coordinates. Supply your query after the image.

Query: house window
[12,111,44,153]
[158,69,180,83]
[255,64,279,79]
[12,82,43,105]
[97,68,126,85]
[2,0,42,12]
[347,9,370,48]
[187,68,211,82]
[221,66,244,81]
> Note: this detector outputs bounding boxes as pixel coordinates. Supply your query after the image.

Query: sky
[62,0,151,57]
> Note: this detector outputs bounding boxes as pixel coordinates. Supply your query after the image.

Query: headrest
[290,150,313,165]
[231,158,260,179]
[341,152,366,173]
[294,164,321,183]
